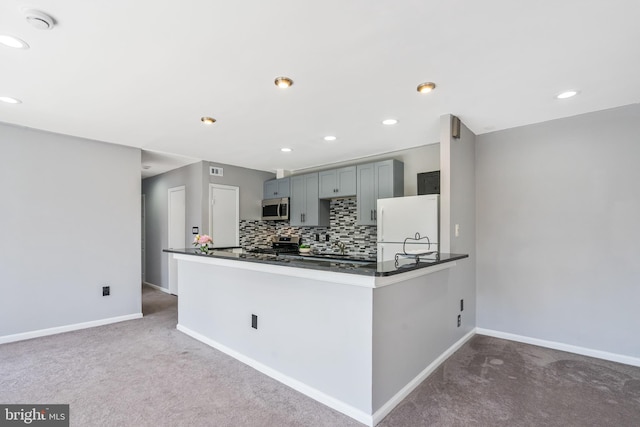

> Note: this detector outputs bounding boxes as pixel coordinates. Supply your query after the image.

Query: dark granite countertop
[163,248,468,277]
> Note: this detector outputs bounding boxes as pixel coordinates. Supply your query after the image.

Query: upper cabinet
[356,159,404,225]
[290,173,329,227]
[263,177,290,199]
[318,166,357,199]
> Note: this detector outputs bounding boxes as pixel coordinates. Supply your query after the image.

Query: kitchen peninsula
[164,248,469,426]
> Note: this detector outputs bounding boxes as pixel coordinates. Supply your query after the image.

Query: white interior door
[209,184,239,247]
[168,186,186,295]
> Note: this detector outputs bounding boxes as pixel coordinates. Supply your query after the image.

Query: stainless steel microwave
[262,198,289,221]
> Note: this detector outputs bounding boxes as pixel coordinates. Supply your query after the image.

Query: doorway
[168,186,186,295]
[209,184,239,247]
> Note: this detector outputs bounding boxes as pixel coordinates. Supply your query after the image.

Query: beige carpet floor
[1,285,639,426]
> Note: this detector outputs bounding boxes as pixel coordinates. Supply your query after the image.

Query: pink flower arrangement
[193,234,213,254]
[194,235,212,245]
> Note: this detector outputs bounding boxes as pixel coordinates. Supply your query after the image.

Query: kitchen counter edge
[163,248,468,279]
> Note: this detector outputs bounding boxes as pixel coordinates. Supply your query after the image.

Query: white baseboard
[371,328,476,426]
[177,324,373,426]
[0,313,143,345]
[143,281,171,294]
[476,328,640,368]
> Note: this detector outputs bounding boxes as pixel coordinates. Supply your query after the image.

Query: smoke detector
[23,9,55,30]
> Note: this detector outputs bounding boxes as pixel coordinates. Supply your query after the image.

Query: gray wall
[476,104,640,358]
[203,161,275,222]
[0,123,141,337]
[142,162,203,289]
[445,117,477,335]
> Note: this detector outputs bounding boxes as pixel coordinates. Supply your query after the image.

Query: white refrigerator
[376,195,439,262]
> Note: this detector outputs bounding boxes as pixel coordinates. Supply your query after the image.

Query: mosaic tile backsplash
[239,197,378,258]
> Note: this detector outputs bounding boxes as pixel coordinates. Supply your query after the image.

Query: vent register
[209,166,223,177]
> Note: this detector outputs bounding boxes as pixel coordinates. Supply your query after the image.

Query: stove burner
[246,247,299,255]
[247,235,300,255]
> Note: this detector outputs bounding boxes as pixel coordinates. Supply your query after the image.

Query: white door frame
[168,185,186,295]
[209,183,239,246]
[141,194,146,282]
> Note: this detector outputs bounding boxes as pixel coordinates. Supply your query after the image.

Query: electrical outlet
[251,314,258,329]
[325,234,330,241]
[460,299,464,312]
[455,224,460,237]
[457,314,461,327]
[315,233,320,241]
[102,286,110,296]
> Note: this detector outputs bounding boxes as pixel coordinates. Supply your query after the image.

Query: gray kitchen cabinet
[290,173,329,226]
[318,166,357,199]
[356,159,404,225]
[263,177,290,199]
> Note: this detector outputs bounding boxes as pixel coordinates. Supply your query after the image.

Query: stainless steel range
[247,235,300,255]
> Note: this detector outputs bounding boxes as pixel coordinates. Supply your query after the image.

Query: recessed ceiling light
[382,119,398,125]
[281,148,292,152]
[324,135,337,141]
[556,90,578,99]
[274,77,293,89]
[201,116,216,124]
[0,96,22,104]
[417,82,436,93]
[142,165,151,170]
[0,35,29,49]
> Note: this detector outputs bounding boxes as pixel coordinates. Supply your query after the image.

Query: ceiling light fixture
[0,96,22,104]
[274,77,293,89]
[142,165,151,170]
[281,148,292,152]
[324,136,337,141]
[556,90,578,99]
[382,119,398,125]
[201,116,216,124]
[417,82,436,93]
[0,35,29,49]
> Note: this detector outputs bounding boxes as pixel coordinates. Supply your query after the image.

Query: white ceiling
[140,150,200,178]
[1,1,639,175]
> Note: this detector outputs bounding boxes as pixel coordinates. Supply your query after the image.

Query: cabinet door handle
[301,213,303,222]
[370,210,373,220]
[374,210,377,221]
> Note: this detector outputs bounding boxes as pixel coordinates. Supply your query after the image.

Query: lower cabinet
[290,173,330,226]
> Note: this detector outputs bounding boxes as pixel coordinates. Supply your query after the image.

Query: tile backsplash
[239,197,377,258]
[239,220,274,249]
